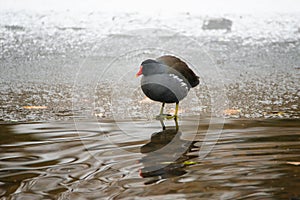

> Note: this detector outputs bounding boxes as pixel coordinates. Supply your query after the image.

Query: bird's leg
[174,115,179,131]
[155,102,172,120]
[160,102,165,115]
[174,102,179,119]
[158,103,166,128]
[165,102,179,120]
[156,102,165,120]
[159,118,166,130]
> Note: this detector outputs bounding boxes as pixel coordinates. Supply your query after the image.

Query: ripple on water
[47,163,91,174]
[0,155,40,163]
[11,193,47,200]
[26,176,66,192]
[0,119,300,199]
[0,185,6,196]
[69,178,107,192]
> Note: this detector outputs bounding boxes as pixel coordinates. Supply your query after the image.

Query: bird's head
[136,59,166,77]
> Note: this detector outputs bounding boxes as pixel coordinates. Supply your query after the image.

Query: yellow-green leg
[159,118,166,130]
[156,102,169,120]
[174,102,179,120]
[165,102,179,120]
[160,102,165,115]
[156,102,172,120]
[155,102,179,120]
[174,114,179,130]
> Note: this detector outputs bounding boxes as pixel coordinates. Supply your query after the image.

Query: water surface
[0,118,299,199]
[1,10,300,200]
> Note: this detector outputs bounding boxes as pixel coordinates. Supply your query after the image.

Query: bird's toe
[155,114,172,120]
[155,114,177,120]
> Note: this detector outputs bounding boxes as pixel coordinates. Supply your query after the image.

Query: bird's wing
[157,55,199,87]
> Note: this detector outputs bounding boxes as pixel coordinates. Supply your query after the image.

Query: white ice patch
[169,74,189,91]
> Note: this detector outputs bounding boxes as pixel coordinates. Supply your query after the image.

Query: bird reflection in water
[139,119,198,184]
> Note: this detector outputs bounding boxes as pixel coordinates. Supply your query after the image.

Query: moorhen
[136,55,199,119]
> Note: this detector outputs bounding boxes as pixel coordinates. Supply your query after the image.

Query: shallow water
[0,118,299,199]
[1,9,300,200]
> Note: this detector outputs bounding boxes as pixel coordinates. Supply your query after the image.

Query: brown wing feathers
[157,55,199,88]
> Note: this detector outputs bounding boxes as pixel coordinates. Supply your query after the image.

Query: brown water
[0,118,299,200]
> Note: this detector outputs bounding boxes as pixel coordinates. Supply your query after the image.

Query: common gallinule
[136,55,199,119]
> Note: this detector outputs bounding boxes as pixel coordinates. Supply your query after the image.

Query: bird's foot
[155,114,172,120]
[155,114,177,120]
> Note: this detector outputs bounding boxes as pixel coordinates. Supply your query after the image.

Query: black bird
[136,55,199,119]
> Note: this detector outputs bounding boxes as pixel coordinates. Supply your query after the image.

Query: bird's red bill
[136,66,143,77]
